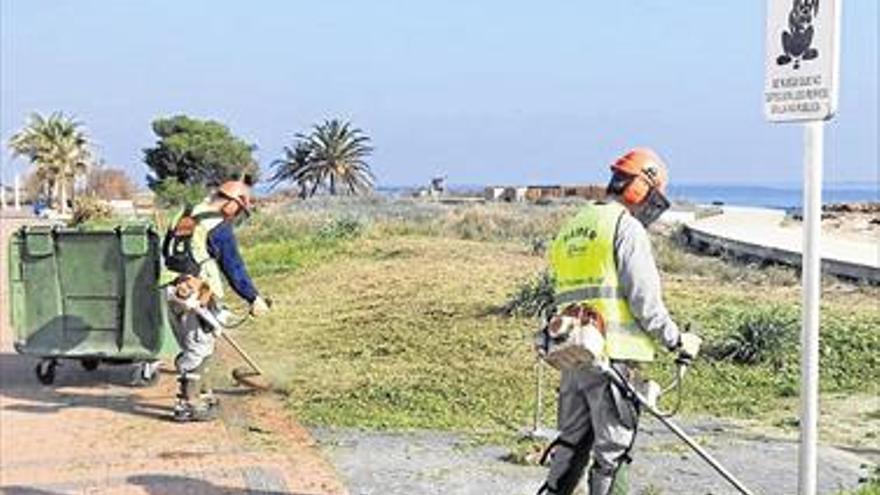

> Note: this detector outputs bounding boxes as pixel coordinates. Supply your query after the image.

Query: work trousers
[166,289,216,396]
[541,363,639,495]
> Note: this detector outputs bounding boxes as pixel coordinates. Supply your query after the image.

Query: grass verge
[231,203,879,454]
[229,205,880,458]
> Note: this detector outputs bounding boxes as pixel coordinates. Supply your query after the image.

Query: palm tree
[8,112,93,213]
[309,119,374,195]
[270,139,317,199]
[272,119,375,198]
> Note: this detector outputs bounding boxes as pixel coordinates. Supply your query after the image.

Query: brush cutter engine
[165,281,232,336]
[536,303,608,371]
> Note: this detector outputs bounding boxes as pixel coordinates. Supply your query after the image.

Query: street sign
[764,2,844,494]
[764,0,841,122]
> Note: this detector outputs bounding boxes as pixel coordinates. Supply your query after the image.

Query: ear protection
[607,171,655,206]
[622,174,653,205]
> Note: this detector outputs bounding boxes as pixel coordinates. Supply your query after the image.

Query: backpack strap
[163,204,210,276]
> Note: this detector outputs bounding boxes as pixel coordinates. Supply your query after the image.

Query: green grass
[839,465,880,495]
[240,236,544,438]
[841,484,880,495]
[229,203,880,449]
[239,215,364,277]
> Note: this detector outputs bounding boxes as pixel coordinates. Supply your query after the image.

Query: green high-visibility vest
[549,201,656,362]
[160,201,226,298]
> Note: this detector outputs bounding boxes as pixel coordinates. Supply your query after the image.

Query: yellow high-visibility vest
[160,201,225,298]
[549,201,656,362]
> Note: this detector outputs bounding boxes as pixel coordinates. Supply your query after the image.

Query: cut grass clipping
[235,205,879,447]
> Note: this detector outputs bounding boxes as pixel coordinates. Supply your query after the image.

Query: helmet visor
[606,173,633,197]
[633,187,670,227]
[219,191,252,217]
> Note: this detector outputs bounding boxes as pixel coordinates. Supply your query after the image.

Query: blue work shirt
[206,221,259,303]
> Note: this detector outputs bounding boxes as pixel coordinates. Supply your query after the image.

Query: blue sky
[1,1,877,187]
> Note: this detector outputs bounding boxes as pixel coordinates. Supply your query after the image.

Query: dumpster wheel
[81,359,100,372]
[131,361,161,387]
[35,359,57,385]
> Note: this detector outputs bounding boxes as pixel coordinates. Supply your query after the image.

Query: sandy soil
[0,213,347,494]
[791,203,880,243]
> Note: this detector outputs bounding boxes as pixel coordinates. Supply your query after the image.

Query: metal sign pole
[764,0,840,490]
[798,120,824,495]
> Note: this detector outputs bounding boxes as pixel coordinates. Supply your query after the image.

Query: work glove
[676,332,703,365]
[250,296,271,317]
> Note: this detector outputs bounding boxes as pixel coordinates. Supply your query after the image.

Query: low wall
[681,223,880,284]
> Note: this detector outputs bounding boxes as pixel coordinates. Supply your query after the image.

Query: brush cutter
[602,359,757,495]
[189,300,274,391]
[532,314,758,495]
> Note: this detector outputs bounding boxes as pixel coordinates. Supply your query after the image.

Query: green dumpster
[7,223,177,385]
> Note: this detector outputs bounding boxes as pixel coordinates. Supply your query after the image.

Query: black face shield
[632,186,670,227]
[605,173,670,227]
[606,173,631,197]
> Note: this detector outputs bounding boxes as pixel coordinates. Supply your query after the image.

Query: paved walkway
[315,424,871,495]
[0,215,347,495]
[683,207,880,282]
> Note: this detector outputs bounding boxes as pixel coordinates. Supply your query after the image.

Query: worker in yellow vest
[537,149,702,495]
[162,179,270,422]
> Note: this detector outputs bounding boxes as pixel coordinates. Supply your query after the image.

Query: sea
[665,182,878,210]
[377,182,878,211]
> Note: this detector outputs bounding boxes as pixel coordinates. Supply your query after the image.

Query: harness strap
[554,285,626,307]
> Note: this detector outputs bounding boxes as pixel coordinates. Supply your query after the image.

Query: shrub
[316,216,364,242]
[842,465,880,495]
[705,306,798,365]
[70,195,113,225]
[502,270,555,318]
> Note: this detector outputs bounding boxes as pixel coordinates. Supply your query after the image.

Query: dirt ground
[0,214,347,494]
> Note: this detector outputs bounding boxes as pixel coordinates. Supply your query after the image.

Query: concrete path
[316,423,871,495]
[0,215,347,495]
[682,207,880,282]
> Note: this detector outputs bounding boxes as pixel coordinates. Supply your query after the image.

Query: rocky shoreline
[789,201,880,240]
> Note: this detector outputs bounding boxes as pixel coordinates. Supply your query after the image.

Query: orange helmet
[608,148,668,207]
[217,179,254,215]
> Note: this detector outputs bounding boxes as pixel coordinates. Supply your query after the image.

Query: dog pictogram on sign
[777,0,820,69]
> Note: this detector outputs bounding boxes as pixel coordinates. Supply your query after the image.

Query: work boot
[190,400,219,422]
[588,463,629,495]
[172,372,218,422]
[172,400,194,422]
[199,390,220,408]
[172,400,218,423]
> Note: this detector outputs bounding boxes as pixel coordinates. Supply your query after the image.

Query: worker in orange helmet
[536,148,702,494]
[162,178,271,422]
[607,148,671,226]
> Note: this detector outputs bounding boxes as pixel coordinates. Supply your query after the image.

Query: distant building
[484,186,506,201]
[429,176,446,196]
[484,184,605,202]
[414,175,449,198]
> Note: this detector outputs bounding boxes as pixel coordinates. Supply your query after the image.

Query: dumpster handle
[49,229,67,321]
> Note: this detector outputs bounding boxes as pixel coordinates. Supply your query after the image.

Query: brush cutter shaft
[603,366,757,495]
[187,302,264,376]
[221,333,265,376]
[652,413,755,495]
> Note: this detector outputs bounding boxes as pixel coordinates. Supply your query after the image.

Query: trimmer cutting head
[231,366,272,391]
